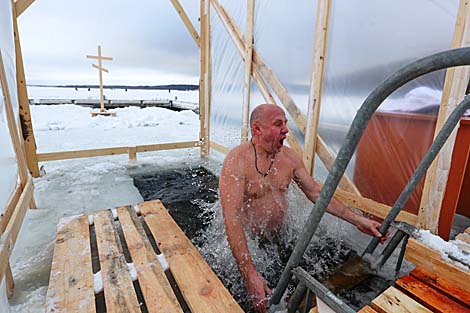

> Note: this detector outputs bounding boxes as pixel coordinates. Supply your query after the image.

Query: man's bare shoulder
[280,145,302,163]
[222,142,251,173]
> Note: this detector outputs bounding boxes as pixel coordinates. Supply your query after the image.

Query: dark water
[132,166,393,311]
[133,166,218,240]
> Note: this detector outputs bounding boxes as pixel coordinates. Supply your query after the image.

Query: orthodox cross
[86,45,114,115]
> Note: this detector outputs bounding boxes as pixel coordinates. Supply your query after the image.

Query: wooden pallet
[45,200,242,313]
[357,267,470,313]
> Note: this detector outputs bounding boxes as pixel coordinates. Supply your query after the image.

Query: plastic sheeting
[0,0,19,212]
[208,1,460,213]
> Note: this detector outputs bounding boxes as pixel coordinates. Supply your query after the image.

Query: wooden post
[128,146,137,160]
[12,1,40,178]
[169,0,200,48]
[86,46,114,116]
[199,0,211,157]
[0,50,36,209]
[241,0,255,142]
[303,0,331,176]
[14,0,35,17]
[5,263,14,298]
[418,0,470,232]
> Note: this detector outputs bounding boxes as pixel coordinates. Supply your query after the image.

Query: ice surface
[127,263,138,281]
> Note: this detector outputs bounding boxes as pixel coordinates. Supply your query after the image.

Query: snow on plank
[371,286,431,313]
[116,206,182,312]
[93,210,140,313]
[396,274,469,313]
[45,214,95,313]
[139,200,243,313]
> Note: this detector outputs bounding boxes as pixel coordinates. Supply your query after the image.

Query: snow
[416,229,470,270]
[157,254,170,271]
[93,272,103,294]
[6,96,205,311]
[127,263,138,281]
[133,204,140,214]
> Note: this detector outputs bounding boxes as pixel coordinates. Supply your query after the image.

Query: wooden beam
[405,238,470,293]
[12,2,40,178]
[418,0,470,232]
[203,0,212,156]
[210,140,230,154]
[0,50,36,209]
[169,0,200,48]
[128,146,137,160]
[0,176,33,283]
[37,141,199,162]
[0,184,22,233]
[240,0,255,142]
[332,188,417,225]
[303,0,331,175]
[199,0,208,157]
[14,0,35,17]
[5,263,14,299]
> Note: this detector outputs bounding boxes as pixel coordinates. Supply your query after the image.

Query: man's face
[255,108,289,153]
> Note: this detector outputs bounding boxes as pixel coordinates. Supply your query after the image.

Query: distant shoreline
[29,84,199,91]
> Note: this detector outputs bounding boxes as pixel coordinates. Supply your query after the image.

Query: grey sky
[18,0,201,85]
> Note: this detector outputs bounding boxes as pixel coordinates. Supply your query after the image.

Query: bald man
[219,104,387,312]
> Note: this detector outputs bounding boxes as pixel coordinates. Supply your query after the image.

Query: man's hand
[355,216,390,244]
[246,269,272,313]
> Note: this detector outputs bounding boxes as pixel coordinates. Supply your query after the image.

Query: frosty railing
[270,47,470,306]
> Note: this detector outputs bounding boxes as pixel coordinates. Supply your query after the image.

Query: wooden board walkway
[45,200,242,313]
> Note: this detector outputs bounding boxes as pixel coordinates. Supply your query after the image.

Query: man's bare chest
[244,165,293,200]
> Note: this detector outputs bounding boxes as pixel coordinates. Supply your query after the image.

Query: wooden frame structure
[3,0,470,302]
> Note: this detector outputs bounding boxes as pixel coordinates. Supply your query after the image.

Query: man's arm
[290,149,386,241]
[219,151,271,312]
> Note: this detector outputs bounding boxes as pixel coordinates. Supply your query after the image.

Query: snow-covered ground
[5,103,211,312]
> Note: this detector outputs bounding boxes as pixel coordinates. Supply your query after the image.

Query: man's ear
[251,123,262,136]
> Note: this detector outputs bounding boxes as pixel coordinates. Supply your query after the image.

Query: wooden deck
[45,200,242,313]
[358,233,470,313]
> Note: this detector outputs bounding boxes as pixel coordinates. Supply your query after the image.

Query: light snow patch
[56,214,84,232]
[157,254,170,271]
[416,229,470,270]
[133,204,140,214]
[127,263,138,281]
[111,208,118,220]
[93,271,103,294]
[88,215,94,226]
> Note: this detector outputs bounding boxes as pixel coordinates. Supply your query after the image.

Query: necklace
[251,139,275,177]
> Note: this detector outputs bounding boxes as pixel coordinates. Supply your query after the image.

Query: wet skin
[219,104,387,313]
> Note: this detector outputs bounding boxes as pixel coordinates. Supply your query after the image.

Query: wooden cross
[86,45,114,116]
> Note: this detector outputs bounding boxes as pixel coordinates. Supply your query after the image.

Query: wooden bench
[45,200,242,312]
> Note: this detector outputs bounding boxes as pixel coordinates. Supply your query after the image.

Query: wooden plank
[371,286,432,313]
[418,0,470,232]
[332,188,418,225]
[405,238,470,292]
[210,141,230,155]
[12,3,40,177]
[199,0,208,157]
[14,0,35,17]
[93,210,141,313]
[0,176,33,283]
[37,141,199,162]
[0,50,29,186]
[170,0,201,48]
[396,274,469,313]
[127,146,137,160]
[358,305,378,313]
[45,214,95,312]
[410,267,470,307]
[140,200,243,313]
[117,206,182,312]
[240,0,255,142]
[203,0,212,156]
[0,183,22,233]
[303,0,331,176]
[5,263,14,299]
